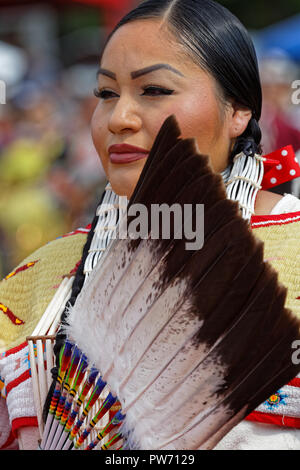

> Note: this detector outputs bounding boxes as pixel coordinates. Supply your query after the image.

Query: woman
[1,0,300,450]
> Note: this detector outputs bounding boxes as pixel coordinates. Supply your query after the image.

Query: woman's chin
[108,178,136,199]
[107,165,144,199]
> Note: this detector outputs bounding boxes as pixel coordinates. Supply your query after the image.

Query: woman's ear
[228,102,252,138]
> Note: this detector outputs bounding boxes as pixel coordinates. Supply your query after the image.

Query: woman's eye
[142,86,174,96]
[94,88,118,100]
[93,86,174,100]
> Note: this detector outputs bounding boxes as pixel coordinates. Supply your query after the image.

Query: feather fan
[60,115,300,450]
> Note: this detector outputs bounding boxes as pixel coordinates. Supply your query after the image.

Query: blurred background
[0,0,299,277]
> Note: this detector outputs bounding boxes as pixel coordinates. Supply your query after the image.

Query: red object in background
[71,0,131,8]
[0,0,136,32]
[261,145,300,190]
[69,0,135,29]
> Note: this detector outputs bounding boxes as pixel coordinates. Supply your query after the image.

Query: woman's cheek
[90,111,101,149]
[147,108,176,141]
[91,113,108,165]
[151,100,192,132]
[172,101,223,154]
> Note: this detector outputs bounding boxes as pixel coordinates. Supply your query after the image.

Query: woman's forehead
[100,19,193,72]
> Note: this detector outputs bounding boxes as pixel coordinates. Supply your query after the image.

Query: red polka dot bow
[261,145,300,190]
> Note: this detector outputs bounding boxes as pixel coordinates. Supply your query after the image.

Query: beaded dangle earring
[84,183,128,278]
[221,142,265,222]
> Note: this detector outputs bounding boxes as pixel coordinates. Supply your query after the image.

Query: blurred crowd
[0,75,106,277]
[259,50,300,196]
[0,5,299,278]
[0,5,107,277]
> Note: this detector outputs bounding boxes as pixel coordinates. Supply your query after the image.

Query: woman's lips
[108,144,149,164]
[109,152,149,163]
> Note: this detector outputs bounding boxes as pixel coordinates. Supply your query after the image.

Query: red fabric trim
[5,260,39,281]
[69,259,82,275]
[11,416,38,437]
[1,430,17,449]
[288,377,300,388]
[6,370,30,395]
[4,341,28,357]
[251,210,300,228]
[62,224,91,238]
[0,303,25,326]
[246,411,300,429]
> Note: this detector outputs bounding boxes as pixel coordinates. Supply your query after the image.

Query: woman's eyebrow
[96,63,185,80]
[131,64,185,79]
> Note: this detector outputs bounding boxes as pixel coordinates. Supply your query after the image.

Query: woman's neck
[254,190,283,216]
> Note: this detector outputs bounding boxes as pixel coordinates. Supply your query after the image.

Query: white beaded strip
[83,183,128,276]
[225,175,262,190]
[222,152,265,221]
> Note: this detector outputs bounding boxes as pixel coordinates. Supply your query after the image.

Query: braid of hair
[42,188,106,422]
[223,116,265,221]
[230,117,263,160]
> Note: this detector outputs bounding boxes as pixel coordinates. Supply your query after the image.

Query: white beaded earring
[84,183,128,277]
[221,152,265,222]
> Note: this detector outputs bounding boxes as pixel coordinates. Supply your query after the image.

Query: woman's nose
[108,95,142,134]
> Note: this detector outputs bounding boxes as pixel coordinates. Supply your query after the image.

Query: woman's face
[91,19,241,198]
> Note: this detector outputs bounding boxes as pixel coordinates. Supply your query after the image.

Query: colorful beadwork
[265,391,288,410]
